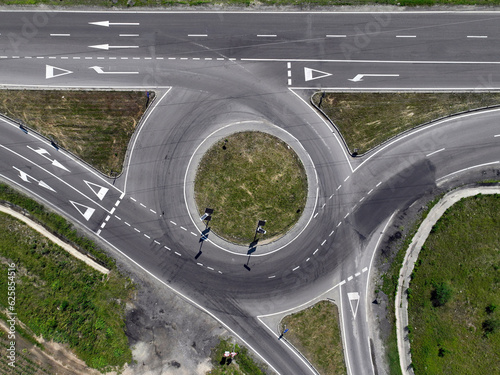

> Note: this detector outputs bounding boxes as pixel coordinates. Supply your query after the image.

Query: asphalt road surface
[0,10,500,375]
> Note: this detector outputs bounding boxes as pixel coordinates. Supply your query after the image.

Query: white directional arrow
[13,166,56,192]
[89,66,139,75]
[304,67,332,82]
[70,201,95,221]
[347,292,360,319]
[46,65,73,80]
[89,44,139,50]
[84,180,109,201]
[27,146,71,172]
[89,21,140,27]
[348,74,400,82]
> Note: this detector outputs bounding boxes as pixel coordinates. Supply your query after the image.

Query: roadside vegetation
[0,183,135,372]
[312,92,500,155]
[0,211,135,373]
[378,194,443,375]
[194,131,307,245]
[0,90,149,176]
[208,337,267,375]
[407,194,500,374]
[280,301,346,375]
[2,0,500,7]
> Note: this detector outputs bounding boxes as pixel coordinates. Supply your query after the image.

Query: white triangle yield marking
[84,180,109,201]
[46,65,73,79]
[70,201,95,221]
[347,292,360,319]
[38,180,56,192]
[52,159,70,172]
[304,67,332,82]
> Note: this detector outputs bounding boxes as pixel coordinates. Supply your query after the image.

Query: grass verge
[279,301,346,375]
[379,194,443,375]
[0,211,135,373]
[0,182,116,270]
[0,90,149,176]
[194,131,307,245]
[208,337,268,375]
[312,92,500,155]
[408,194,500,374]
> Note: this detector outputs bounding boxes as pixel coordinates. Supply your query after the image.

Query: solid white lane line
[467,35,488,38]
[120,34,139,37]
[50,33,70,37]
[257,34,277,37]
[426,147,445,157]
[326,34,346,37]
[396,35,416,38]
[437,161,500,181]
[188,34,208,37]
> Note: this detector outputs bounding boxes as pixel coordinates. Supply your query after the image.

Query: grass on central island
[194,131,308,245]
[408,194,500,374]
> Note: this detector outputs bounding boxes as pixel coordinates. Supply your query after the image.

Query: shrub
[431,282,452,307]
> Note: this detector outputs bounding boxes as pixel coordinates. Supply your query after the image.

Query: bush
[482,318,500,336]
[431,282,452,307]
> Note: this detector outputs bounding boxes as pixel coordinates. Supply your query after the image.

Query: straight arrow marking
[89,44,139,50]
[84,180,109,201]
[89,21,140,27]
[38,180,56,192]
[70,201,95,221]
[349,74,399,82]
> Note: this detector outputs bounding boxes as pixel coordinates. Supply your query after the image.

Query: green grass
[280,301,346,375]
[208,338,267,375]
[0,90,149,176]
[379,194,443,375]
[194,131,308,245]
[313,92,500,155]
[0,211,134,373]
[408,194,500,374]
[0,183,116,270]
[2,0,500,6]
